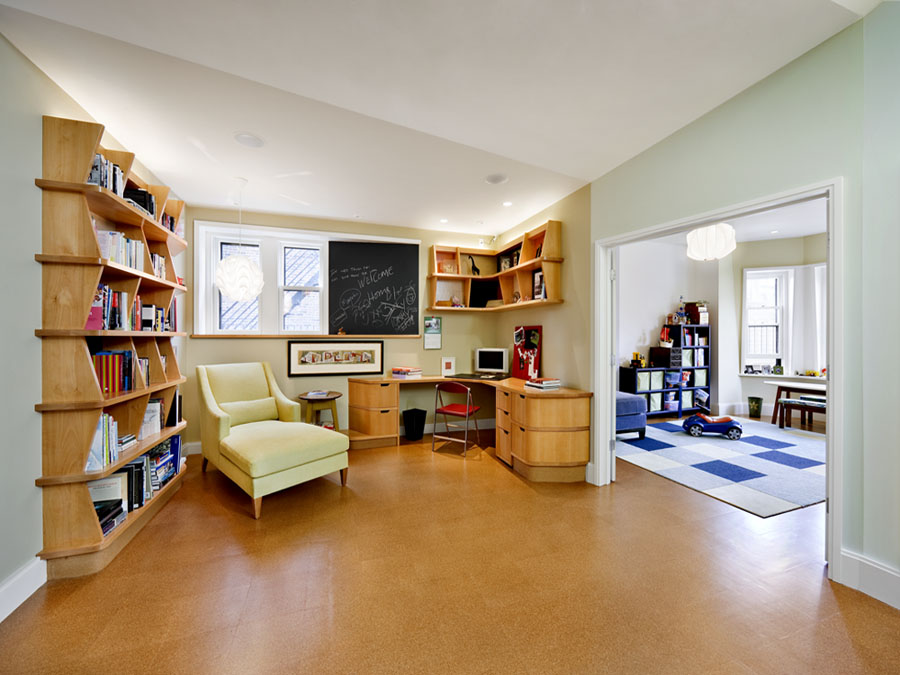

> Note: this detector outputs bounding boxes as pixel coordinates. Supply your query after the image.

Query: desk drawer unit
[348,380,398,408]
[348,406,398,437]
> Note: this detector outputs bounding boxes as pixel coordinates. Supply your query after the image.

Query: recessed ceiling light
[770,229,779,234]
[485,173,509,185]
[502,201,513,207]
[440,218,449,224]
[234,131,265,148]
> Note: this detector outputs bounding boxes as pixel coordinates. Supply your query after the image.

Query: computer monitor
[475,348,508,374]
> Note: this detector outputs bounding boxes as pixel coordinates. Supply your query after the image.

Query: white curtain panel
[789,264,827,373]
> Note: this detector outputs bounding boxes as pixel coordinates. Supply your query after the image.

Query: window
[743,269,789,368]
[742,264,827,374]
[281,247,321,332]
[194,221,418,335]
[218,242,260,331]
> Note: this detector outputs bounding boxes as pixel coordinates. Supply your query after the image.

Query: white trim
[183,441,202,455]
[594,177,845,582]
[0,559,46,625]
[840,550,900,610]
[193,220,421,246]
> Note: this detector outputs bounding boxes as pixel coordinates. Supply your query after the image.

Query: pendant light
[686,222,736,261]
[215,178,264,302]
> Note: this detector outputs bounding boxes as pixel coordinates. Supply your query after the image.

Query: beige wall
[493,186,592,390]
[183,188,591,441]
[182,207,492,440]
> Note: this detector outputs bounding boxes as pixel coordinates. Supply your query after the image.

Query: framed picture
[441,355,456,377]
[773,365,784,375]
[288,340,383,377]
[532,270,545,300]
[499,255,511,272]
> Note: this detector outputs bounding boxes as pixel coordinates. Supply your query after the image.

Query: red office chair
[432,382,481,457]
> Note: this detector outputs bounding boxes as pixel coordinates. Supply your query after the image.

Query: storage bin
[681,390,693,409]
[694,369,707,387]
[665,371,681,386]
[649,392,662,412]
[637,371,651,391]
[682,350,694,367]
[663,401,679,411]
[650,370,664,390]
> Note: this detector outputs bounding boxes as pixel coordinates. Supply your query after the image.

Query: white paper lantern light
[216,253,264,302]
[686,222,737,261]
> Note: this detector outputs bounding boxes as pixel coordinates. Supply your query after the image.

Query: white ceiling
[0,1,872,234]
[648,197,828,247]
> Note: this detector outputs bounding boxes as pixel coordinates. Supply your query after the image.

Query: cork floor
[1,437,898,674]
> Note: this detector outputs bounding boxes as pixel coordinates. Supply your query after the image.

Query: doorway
[591,180,844,573]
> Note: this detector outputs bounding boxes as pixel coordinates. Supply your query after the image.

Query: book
[88,474,128,516]
[139,399,162,440]
[305,390,330,398]
[392,366,423,380]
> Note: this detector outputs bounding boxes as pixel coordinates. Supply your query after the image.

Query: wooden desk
[764,380,827,425]
[347,375,592,482]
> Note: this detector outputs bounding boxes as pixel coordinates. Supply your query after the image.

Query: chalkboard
[328,242,419,335]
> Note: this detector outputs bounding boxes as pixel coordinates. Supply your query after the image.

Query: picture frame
[773,365,784,375]
[288,340,384,377]
[499,255,511,272]
[532,270,545,300]
[441,355,456,377]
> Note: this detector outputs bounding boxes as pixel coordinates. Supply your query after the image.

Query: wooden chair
[431,382,481,456]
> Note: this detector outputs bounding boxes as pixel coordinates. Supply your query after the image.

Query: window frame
[194,220,419,336]
[742,267,792,370]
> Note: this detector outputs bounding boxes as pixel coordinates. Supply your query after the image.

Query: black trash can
[403,408,427,441]
[748,396,763,419]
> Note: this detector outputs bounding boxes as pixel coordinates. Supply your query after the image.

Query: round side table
[297,391,342,431]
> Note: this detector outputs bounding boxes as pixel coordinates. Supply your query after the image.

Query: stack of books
[392,366,422,379]
[525,377,561,391]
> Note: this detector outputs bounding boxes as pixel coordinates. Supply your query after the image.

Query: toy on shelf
[682,414,743,440]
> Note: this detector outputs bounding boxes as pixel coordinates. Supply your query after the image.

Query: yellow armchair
[196,362,349,518]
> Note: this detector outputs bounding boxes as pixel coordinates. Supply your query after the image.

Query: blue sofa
[616,391,647,439]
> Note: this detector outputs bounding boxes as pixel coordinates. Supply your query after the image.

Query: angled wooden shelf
[38,466,186,561]
[35,329,186,338]
[36,420,188,486]
[35,116,189,578]
[35,377,186,411]
[428,221,564,312]
[35,255,186,291]
[427,299,564,313]
[34,179,188,254]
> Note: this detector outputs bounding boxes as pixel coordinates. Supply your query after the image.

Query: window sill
[738,373,826,381]
[190,333,422,339]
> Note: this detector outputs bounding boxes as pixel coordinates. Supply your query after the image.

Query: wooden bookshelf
[427,220,564,312]
[34,116,188,578]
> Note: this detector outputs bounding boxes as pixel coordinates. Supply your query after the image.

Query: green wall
[593,9,900,578]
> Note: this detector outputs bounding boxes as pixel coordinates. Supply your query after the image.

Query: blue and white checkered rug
[616,418,825,517]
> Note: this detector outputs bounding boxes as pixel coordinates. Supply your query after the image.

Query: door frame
[589,178,844,578]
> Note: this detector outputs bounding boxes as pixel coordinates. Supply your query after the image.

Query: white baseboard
[838,550,900,610]
[183,441,202,455]
[717,402,776,418]
[0,558,46,625]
